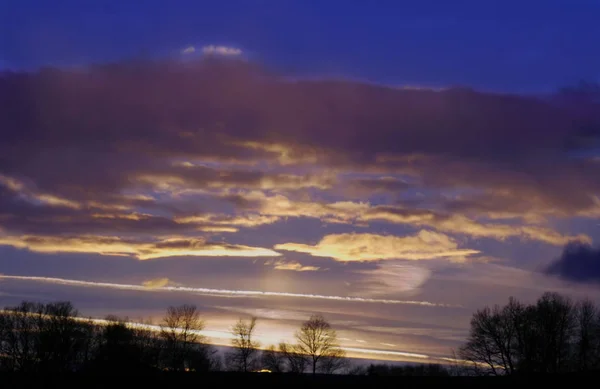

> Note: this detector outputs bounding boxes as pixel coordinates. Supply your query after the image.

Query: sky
[1,0,600,364]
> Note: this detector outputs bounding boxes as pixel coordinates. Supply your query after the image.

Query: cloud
[134,166,336,192]
[355,262,432,295]
[181,46,196,54]
[0,235,281,260]
[274,230,480,262]
[174,214,281,230]
[230,192,588,245]
[201,45,242,56]
[545,241,600,284]
[361,206,590,246]
[0,274,454,307]
[142,277,170,288]
[0,59,598,264]
[346,176,411,194]
[270,260,321,272]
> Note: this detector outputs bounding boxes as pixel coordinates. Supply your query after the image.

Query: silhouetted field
[2,371,599,389]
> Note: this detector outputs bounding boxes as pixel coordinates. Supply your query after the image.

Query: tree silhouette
[160,304,206,371]
[226,317,260,372]
[459,292,597,375]
[575,299,600,371]
[0,301,88,373]
[294,314,345,375]
[278,342,307,373]
[261,345,285,373]
[88,316,156,372]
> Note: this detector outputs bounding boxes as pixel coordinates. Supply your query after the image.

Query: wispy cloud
[0,275,457,307]
[201,45,242,56]
[0,235,281,260]
[355,262,432,295]
[181,46,196,54]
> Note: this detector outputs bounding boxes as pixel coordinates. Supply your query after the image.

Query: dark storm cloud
[545,241,600,284]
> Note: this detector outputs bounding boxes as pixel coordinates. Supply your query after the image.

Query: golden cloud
[0,235,281,260]
[242,192,369,223]
[362,209,591,246]
[237,192,589,245]
[175,214,280,228]
[142,277,170,288]
[271,260,321,272]
[274,230,479,262]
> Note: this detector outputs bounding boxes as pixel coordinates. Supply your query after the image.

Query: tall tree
[534,292,576,373]
[295,314,346,375]
[160,304,205,371]
[459,302,517,376]
[575,299,600,371]
[226,317,260,372]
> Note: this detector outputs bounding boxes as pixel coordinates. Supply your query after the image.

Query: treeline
[0,301,358,374]
[459,292,600,375]
[4,291,597,377]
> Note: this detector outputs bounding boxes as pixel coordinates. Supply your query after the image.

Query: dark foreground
[2,371,599,389]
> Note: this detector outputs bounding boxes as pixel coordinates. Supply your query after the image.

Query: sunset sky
[1,0,600,363]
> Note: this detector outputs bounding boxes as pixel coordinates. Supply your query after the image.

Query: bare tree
[295,314,346,375]
[0,301,86,373]
[226,317,260,372]
[534,292,576,373]
[261,345,285,372]
[37,301,83,372]
[459,293,583,375]
[0,302,38,372]
[160,304,205,371]
[319,348,349,374]
[575,299,600,371]
[278,342,307,373]
[459,301,518,376]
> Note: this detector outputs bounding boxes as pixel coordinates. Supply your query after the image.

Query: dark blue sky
[1,0,600,91]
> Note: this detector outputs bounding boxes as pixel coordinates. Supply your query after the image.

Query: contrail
[0,274,458,307]
[342,347,429,360]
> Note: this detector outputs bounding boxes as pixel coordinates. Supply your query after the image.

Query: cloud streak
[0,274,457,307]
[0,235,281,260]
